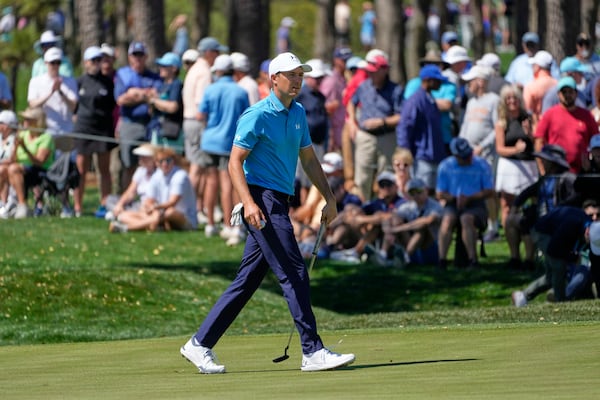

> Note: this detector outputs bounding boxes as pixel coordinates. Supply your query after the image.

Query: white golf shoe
[180,337,226,374]
[512,290,527,307]
[301,347,355,372]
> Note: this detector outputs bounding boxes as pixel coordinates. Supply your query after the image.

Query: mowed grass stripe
[1,325,598,400]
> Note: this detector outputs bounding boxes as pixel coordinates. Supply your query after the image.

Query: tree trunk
[313,0,336,61]
[114,0,129,67]
[512,0,529,54]
[545,0,579,62]
[581,0,600,50]
[191,0,211,46]
[470,0,484,58]
[376,0,405,83]
[227,0,269,77]
[405,0,431,81]
[131,0,167,62]
[76,0,104,56]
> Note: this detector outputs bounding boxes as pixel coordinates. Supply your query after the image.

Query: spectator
[397,64,448,194]
[574,32,600,79]
[379,178,443,267]
[504,32,540,88]
[73,46,116,218]
[442,45,471,130]
[391,147,414,198]
[512,202,599,306]
[334,0,352,46]
[99,43,116,78]
[182,37,225,223]
[6,107,54,219]
[541,57,589,114]
[181,49,199,73]
[257,59,271,100]
[169,14,189,56]
[440,31,459,61]
[110,147,197,232]
[147,52,184,150]
[0,69,12,110]
[476,52,509,95]
[359,2,377,51]
[322,47,352,152]
[114,41,162,190]
[494,84,538,235]
[198,54,249,243]
[534,76,596,174]
[504,144,576,270]
[522,50,557,131]
[0,110,18,216]
[230,52,260,105]
[347,50,402,200]
[32,30,73,78]
[276,16,295,54]
[436,137,494,269]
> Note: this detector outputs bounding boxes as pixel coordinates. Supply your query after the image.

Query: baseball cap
[461,64,491,81]
[156,52,182,69]
[305,59,329,78]
[557,76,577,91]
[441,31,458,45]
[182,49,200,63]
[450,137,473,159]
[589,134,600,150]
[528,50,553,69]
[376,170,396,184]
[211,54,233,72]
[444,45,471,64]
[128,41,147,55]
[522,32,540,44]
[100,43,115,58]
[346,56,362,70]
[281,16,296,28]
[40,30,60,44]
[333,47,353,61]
[576,32,591,45]
[260,59,271,73]
[230,52,250,72]
[589,221,600,255]
[44,47,63,63]
[419,64,448,81]
[559,56,590,74]
[477,53,501,71]
[365,49,387,63]
[132,143,156,157]
[83,46,102,61]
[197,36,227,53]
[321,152,343,174]
[0,110,18,129]
[268,52,312,76]
[406,178,427,192]
[365,55,389,72]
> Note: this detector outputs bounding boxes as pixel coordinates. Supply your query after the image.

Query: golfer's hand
[244,202,266,230]
[320,201,337,226]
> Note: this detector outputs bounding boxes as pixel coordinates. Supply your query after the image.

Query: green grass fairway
[1,324,598,400]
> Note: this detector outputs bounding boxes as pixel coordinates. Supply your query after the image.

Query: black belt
[363,127,395,136]
[249,185,293,203]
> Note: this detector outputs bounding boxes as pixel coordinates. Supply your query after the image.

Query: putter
[272,222,326,363]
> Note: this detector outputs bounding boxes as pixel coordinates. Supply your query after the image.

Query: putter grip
[312,223,326,257]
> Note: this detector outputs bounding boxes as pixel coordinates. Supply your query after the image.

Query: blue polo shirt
[200,76,250,155]
[351,77,403,129]
[233,91,312,195]
[114,66,162,122]
[436,155,493,206]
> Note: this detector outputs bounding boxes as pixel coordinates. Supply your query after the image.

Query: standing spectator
[436,137,494,269]
[0,69,12,110]
[182,37,225,222]
[458,64,501,242]
[181,49,199,73]
[574,32,600,79]
[198,54,249,242]
[442,45,471,128]
[180,52,355,374]
[31,30,73,78]
[334,0,352,46]
[230,52,260,105]
[27,46,78,155]
[541,57,589,114]
[347,50,402,200]
[504,32,540,88]
[276,16,295,54]
[477,52,509,95]
[440,31,459,61]
[73,46,116,218]
[169,14,189,56]
[114,41,162,190]
[322,47,352,152]
[397,64,447,194]
[359,1,377,51]
[257,59,271,100]
[534,77,596,174]
[523,50,557,131]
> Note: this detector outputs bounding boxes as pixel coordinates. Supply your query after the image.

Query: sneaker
[511,290,527,307]
[180,337,226,374]
[0,203,16,219]
[33,205,44,217]
[60,207,74,218]
[393,245,411,268]
[109,221,128,233]
[219,225,237,240]
[214,206,223,223]
[301,347,355,372]
[14,204,28,219]
[197,210,209,226]
[483,230,500,243]
[374,249,393,267]
[204,224,219,237]
[104,211,116,221]
[94,205,107,219]
[330,249,361,264]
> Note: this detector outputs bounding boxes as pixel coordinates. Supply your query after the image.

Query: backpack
[44,152,80,192]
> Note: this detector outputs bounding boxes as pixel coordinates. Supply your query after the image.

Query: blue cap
[559,56,590,74]
[557,76,577,91]
[419,64,448,82]
[522,32,539,44]
[441,31,458,44]
[260,59,270,73]
[197,37,227,53]
[156,52,182,69]
[83,46,102,61]
[346,56,362,70]
[333,47,353,61]
[128,41,147,55]
[590,134,600,150]
[450,137,473,158]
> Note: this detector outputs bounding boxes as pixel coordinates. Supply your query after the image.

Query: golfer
[181,52,355,373]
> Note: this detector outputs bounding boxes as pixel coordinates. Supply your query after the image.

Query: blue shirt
[114,66,162,122]
[200,76,249,155]
[397,87,447,163]
[0,72,12,103]
[352,78,403,129]
[436,155,494,205]
[296,85,328,144]
[362,195,405,215]
[233,91,312,195]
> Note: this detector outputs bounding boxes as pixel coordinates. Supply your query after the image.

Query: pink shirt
[523,70,556,122]
[182,58,211,119]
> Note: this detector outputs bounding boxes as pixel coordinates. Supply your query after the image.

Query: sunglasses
[408,189,424,196]
[378,180,395,188]
[131,52,146,58]
[157,157,173,164]
[49,60,61,65]
[90,57,102,63]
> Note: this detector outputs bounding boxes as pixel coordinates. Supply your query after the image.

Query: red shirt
[534,104,597,172]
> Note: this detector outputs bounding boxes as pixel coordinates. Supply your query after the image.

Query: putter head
[272,354,290,363]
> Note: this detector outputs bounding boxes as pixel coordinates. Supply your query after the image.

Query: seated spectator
[0,110,18,216]
[5,107,55,218]
[504,144,577,270]
[391,147,413,198]
[379,178,443,267]
[109,147,197,232]
[106,143,157,221]
[512,202,599,306]
[436,137,494,269]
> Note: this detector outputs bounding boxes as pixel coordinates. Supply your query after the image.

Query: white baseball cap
[211,54,233,72]
[477,53,501,71]
[268,52,312,77]
[528,50,553,69]
[44,47,63,63]
[304,59,329,79]
[461,65,491,81]
[100,43,115,58]
[230,52,250,72]
[40,30,60,44]
[182,49,199,63]
[321,152,343,174]
[444,45,471,64]
[0,110,18,129]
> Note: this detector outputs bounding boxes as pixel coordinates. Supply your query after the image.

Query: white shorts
[495,157,538,195]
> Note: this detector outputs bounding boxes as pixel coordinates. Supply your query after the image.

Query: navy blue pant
[194,186,324,354]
